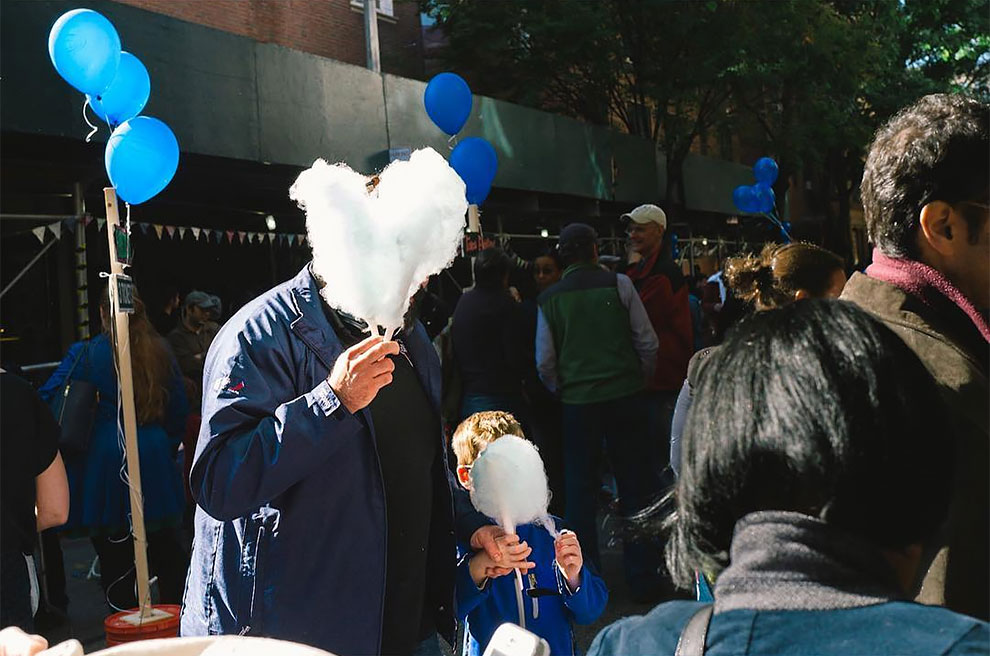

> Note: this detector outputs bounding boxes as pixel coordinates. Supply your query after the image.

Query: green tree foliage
[422,0,988,248]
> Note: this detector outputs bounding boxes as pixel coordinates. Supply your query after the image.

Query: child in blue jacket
[452,411,608,656]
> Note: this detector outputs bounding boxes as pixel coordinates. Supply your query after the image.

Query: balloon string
[82,99,99,143]
[447,134,457,151]
[125,203,131,236]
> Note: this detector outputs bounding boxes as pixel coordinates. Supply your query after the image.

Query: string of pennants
[30,215,309,248]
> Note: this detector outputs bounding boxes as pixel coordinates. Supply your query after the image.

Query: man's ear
[918,201,958,257]
[456,465,472,490]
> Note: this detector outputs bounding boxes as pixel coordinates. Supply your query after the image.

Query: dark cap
[557,223,598,252]
[183,290,221,314]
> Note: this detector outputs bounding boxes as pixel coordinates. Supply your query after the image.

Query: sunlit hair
[452,410,525,466]
[724,242,843,310]
[100,288,172,424]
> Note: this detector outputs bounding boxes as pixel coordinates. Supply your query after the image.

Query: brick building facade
[110,0,426,79]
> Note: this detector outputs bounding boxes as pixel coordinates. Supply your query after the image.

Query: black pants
[91,527,188,611]
[1,547,34,631]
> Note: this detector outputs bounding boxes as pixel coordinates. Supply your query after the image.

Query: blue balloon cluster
[49,8,177,205]
[732,156,779,214]
[423,72,498,205]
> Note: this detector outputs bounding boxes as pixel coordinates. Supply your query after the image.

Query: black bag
[50,343,99,456]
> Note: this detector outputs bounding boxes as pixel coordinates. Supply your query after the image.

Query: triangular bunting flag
[287,234,297,246]
[191,227,201,240]
[165,225,176,239]
[178,227,187,239]
[32,226,46,243]
[248,232,257,243]
[237,231,246,244]
[49,222,62,239]
[225,230,235,244]
[97,218,106,231]
[154,225,164,239]
[81,215,92,227]
[138,222,149,234]
[63,219,76,234]
[298,233,306,245]
[213,230,222,244]
[267,232,276,243]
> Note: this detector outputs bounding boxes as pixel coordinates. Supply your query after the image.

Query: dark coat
[180,266,483,654]
[841,272,989,620]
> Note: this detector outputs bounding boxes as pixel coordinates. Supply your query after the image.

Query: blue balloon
[105,117,179,205]
[753,157,779,185]
[733,184,759,213]
[754,183,776,213]
[424,72,473,136]
[87,52,150,128]
[449,137,497,205]
[48,9,121,96]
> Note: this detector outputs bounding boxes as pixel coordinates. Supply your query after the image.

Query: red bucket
[104,604,181,646]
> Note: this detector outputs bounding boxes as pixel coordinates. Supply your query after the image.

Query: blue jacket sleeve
[557,564,609,625]
[38,341,86,402]
[455,550,491,619]
[190,327,367,521]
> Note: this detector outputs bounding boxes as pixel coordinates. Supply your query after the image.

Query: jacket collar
[287,265,341,370]
[714,511,902,613]
[842,271,988,377]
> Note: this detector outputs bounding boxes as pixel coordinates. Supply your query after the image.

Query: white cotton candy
[469,435,554,535]
[289,148,468,335]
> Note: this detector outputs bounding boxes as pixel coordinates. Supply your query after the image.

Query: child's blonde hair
[452,411,525,466]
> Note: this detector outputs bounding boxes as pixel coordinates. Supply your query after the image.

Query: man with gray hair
[623,204,693,477]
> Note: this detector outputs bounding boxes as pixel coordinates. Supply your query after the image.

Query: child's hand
[554,530,583,590]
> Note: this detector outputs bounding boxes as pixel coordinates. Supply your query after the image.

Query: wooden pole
[103,188,152,618]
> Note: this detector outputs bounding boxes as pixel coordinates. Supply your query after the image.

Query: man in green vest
[535,223,664,601]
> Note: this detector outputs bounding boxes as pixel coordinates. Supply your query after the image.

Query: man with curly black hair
[842,93,989,619]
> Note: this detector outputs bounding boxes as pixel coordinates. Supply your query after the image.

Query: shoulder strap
[675,604,713,656]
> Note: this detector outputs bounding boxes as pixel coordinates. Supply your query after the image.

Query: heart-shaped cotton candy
[470,435,553,534]
[289,148,467,335]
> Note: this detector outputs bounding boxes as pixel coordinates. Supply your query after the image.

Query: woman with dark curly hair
[669,242,845,477]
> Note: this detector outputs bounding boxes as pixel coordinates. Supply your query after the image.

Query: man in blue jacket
[180,265,502,656]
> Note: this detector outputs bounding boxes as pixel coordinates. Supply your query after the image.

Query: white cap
[621,204,667,230]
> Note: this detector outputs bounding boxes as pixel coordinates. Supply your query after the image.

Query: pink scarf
[866,248,990,343]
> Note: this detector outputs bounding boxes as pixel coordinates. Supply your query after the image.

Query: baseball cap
[621,204,667,230]
[183,291,221,314]
[557,223,598,254]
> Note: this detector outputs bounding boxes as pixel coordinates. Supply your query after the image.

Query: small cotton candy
[470,435,552,533]
[289,148,467,335]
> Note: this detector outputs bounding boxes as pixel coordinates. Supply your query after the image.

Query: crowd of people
[1,93,987,655]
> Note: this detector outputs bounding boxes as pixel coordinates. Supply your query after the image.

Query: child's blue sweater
[455,520,608,656]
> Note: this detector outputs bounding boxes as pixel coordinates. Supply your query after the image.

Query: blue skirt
[62,417,185,536]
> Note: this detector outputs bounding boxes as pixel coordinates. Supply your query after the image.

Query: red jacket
[626,249,693,391]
